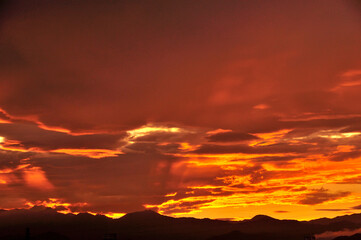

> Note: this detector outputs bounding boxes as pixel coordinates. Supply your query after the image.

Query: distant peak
[250,215,276,221]
[120,210,167,221]
[29,206,57,212]
[77,212,95,218]
[126,210,161,216]
[141,209,160,214]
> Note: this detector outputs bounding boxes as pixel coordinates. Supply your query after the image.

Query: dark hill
[207,230,305,240]
[250,214,277,221]
[1,207,361,240]
[333,233,361,240]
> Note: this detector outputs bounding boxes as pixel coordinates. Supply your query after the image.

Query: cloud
[329,150,361,162]
[315,209,349,212]
[316,227,361,240]
[130,130,201,144]
[351,204,361,210]
[0,122,126,151]
[192,142,311,154]
[0,0,359,133]
[191,144,251,154]
[298,188,351,205]
[337,175,361,184]
[156,199,215,215]
[274,210,289,213]
[23,166,53,190]
[207,131,259,142]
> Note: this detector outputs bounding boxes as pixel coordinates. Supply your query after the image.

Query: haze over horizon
[1,0,361,221]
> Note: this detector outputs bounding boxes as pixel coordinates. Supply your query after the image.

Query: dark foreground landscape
[1,207,361,240]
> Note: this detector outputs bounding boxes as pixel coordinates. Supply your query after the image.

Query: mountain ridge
[1,207,361,240]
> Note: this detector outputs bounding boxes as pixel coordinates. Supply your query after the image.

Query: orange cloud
[50,148,123,158]
[23,167,54,190]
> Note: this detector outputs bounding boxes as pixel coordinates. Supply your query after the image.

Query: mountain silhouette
[119,210,171,225]
[1,207,361,240]
[333,233,361,240]
[207,230,304,240]
[250,214,277,221]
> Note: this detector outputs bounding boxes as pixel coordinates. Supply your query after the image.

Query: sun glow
[104,212,126,219]
[127,125,182,139]
[317,131,361,139]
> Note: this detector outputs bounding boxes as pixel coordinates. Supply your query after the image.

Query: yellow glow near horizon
[143,150,361,220]
[104,212,126,219]
[25,199,126,219]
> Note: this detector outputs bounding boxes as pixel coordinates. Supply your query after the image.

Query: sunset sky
[1,0,361,221]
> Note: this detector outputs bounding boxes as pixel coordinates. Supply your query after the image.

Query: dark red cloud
[207,132,259,142]
[274,210,289,213]
[0,0,360,132]
[351,205,361,210]
[315,209,349,212]
[329,150,361,162]
[0,122,126,150]
[298,188,351,205]
[192,143,312,154]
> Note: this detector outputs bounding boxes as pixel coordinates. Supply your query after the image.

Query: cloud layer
[0,0,361,220]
